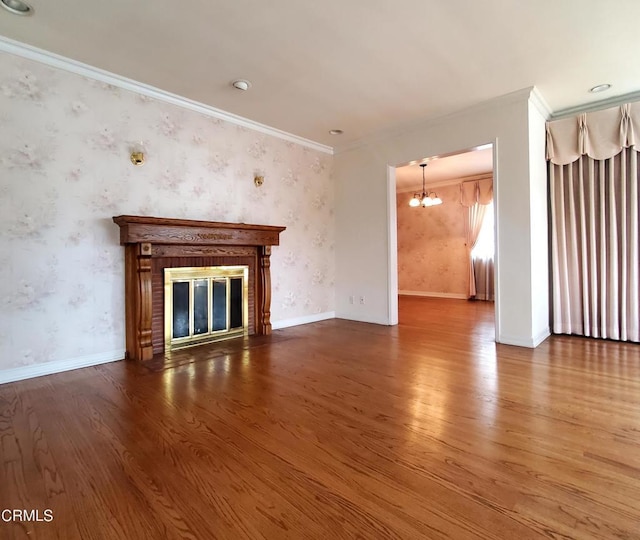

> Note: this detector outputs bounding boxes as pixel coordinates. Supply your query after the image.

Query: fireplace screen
[164,266,249,350]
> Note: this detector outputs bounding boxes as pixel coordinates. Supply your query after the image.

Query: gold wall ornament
[254,175,264,187]
[130,151,145,166]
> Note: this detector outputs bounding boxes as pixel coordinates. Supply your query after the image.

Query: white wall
[335,88,550,347]
[335,149,396,324]
[528,100,551,346]
[0,50,335,382]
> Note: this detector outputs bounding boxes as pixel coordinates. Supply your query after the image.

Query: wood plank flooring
[2,296,640,539]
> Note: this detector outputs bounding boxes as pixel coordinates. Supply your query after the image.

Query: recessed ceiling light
[0,0,33,15]
[589,83,611,93]
[232,79,251,91]
[329,129,343,135]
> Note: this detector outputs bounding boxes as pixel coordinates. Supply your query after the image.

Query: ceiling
[1,0,639,149]
[396,147,493,192]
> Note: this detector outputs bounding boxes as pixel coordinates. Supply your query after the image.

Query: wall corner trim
[0,36,333,155]
[0,350,124,385]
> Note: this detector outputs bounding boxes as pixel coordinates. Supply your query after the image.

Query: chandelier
[409,163,442,207]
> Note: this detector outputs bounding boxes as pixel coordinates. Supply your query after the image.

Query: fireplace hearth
[113,215,285,361]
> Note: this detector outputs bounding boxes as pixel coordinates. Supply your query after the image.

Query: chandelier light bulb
[409,196,420,207]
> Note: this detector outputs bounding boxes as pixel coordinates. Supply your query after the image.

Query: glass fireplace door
[164,266,249,350]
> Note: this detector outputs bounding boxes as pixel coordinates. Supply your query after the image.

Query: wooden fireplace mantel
[113,215,285,362]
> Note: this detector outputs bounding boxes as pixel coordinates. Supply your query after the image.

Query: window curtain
[472,200,495,301]
[460,178,493,298]
[473,257,494,301]
[547,102,640,342]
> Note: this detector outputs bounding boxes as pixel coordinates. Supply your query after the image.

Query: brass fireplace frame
[164,265,249,351]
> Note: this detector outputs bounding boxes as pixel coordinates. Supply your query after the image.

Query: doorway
[393,145,496,336]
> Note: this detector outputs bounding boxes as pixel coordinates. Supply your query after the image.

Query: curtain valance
[460,178,493,207]
[546,102,640,165]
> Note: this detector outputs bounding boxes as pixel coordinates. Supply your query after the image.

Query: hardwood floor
[2,296,640,539]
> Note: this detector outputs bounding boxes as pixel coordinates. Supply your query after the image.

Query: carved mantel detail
[113,215,285,362]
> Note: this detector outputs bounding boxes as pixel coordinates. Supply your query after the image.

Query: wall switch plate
[359,296,365,305]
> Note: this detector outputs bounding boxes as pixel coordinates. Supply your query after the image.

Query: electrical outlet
[359,296,365,305]
[349,295,354,305]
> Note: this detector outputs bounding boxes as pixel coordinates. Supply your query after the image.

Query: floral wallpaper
[0,51,334,372]
[396,184,468,296]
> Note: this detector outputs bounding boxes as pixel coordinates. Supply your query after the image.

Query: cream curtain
[460,179,493,298]
[547,103,640,342]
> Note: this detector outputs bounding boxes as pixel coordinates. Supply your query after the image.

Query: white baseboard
[498,328,550,349]
[399,290,468,300]
[0,350,124,385]
[0,312,338,384]
[532,328,551,347]
[497,335,534,348]
[334,311,395,326]
[272,311,335,330]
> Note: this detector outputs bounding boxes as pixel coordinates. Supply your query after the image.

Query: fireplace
[113,215,285,361]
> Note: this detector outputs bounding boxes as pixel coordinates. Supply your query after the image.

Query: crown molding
[0,35,333,155]
[529,86,552,119]
[550,90,640,121]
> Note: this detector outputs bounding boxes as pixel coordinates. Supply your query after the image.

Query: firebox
[164,265,249,350]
